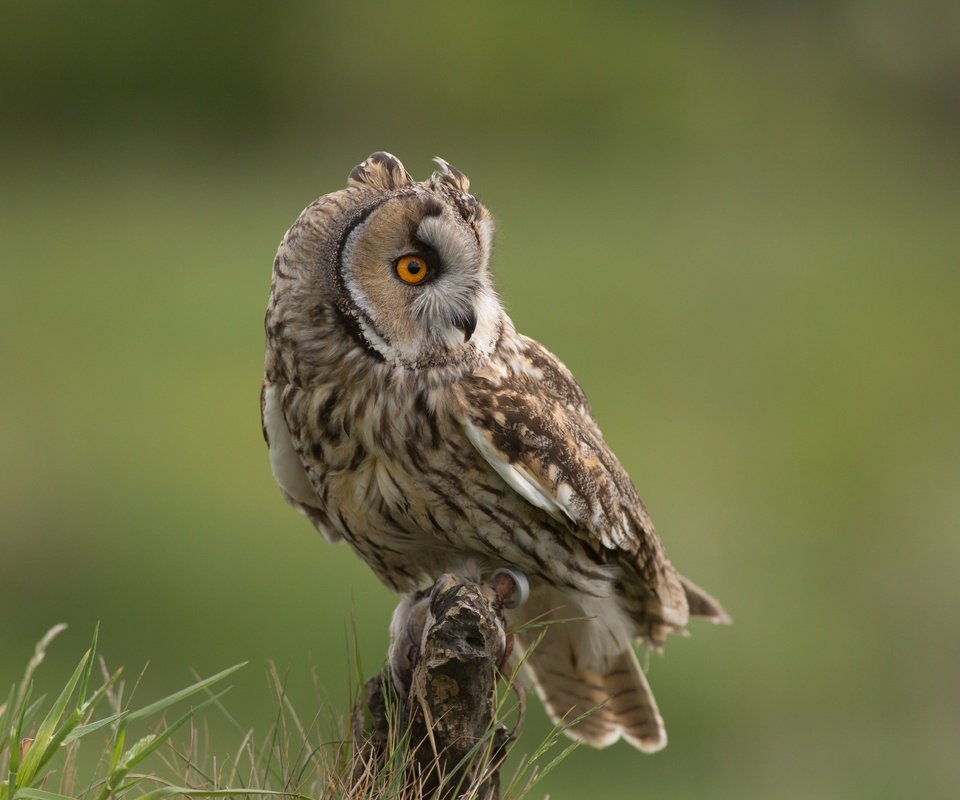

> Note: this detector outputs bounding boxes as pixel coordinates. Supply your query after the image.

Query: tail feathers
[524,657,623,748]
[597,647,666,752]
[513,593,666,753]
[680,575,732,625]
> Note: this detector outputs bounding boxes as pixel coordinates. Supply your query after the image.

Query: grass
[0,626,576,800]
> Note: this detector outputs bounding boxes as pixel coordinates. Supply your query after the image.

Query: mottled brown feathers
[455,335,690,644]
[262,152,728,752]
[431,157,469,190]
[348,151,414,191]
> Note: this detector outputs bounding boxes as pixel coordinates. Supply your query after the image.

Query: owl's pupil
[408,262,422,274]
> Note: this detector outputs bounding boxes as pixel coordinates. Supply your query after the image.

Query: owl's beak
[452,309,477,342]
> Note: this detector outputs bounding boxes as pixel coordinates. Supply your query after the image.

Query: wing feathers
[263,382,318,507]
[457,334,689,627]
[681,575,732,624]
[262,380,341,543]
[463,421,570,522]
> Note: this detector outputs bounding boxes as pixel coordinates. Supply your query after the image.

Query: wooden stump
[352,573,519,800]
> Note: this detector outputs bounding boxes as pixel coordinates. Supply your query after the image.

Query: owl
[262,152,728,752]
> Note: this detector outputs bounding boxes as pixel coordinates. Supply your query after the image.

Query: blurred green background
[2,1,958,797]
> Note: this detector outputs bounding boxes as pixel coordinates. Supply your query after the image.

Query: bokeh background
[2,2,958,798]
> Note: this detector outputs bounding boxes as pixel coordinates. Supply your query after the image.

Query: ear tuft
[348,152,414,191]
[430,157,471,193]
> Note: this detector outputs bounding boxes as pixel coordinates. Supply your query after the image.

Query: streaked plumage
[262,152,728,752]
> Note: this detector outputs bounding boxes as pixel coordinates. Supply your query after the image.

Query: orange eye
[395,254,429,285]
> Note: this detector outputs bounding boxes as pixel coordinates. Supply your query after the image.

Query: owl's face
[274,152,502,372]
[339,184,500,366]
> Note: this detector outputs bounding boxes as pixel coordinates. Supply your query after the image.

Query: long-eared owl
[262,152,728,751]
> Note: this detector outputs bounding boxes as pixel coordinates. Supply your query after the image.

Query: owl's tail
[511,589,667,752]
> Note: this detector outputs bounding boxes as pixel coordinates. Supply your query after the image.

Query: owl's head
[270,152,502,373]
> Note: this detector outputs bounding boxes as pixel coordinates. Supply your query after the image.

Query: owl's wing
[456,335,690,638]
[261,379,342,543]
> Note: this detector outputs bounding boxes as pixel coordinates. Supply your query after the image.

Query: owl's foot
[490,567,530,609]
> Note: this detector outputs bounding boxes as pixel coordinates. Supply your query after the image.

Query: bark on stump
[352,573,517,800]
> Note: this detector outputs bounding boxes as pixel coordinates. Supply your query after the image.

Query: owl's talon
[491,568,530,608]
[429,573,459,605]
[497,631,515,675]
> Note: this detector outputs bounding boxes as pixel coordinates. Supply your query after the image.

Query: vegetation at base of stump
[0,626,575,800]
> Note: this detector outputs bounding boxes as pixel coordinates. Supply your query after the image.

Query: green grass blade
[17,696,48,738]
[120,689,230,772]
[260,665,289,788]
[63,666,125,744]
[21,708,83,785]
[76,624,99,712]
[14,788,78,800]
[62,712,126,746]
[6,684,32,796]
[124,664,246,723]
[15,649,89,789]
[107,726,126,775]
[0,683,15,758]
[134,788,298,800]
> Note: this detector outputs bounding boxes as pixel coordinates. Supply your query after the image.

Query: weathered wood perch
[351,572,523,800]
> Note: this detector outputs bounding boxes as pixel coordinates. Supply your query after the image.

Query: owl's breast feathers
[452,334,691,642]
